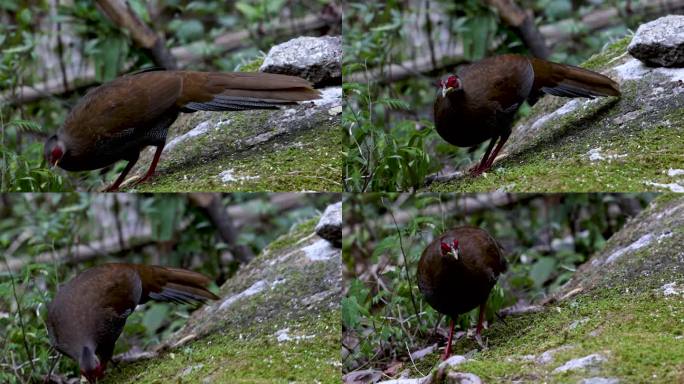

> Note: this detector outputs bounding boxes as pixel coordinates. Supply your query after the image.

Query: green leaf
[341,296,361,329]
[529,257,557,288]
[371,235,398,260]
[171,19,204,43]
[235,2,260,21]
[142,304,169,336]
[17,8,31,25]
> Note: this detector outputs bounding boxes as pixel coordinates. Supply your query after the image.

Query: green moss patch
[429,123,684,192]
[266,218,318,253]
[103,310,340,384]
[449,285,684,383]
[128,123,342,192]
[581,37,631,70]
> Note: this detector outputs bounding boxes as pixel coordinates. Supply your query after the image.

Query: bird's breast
[434,95,500,147]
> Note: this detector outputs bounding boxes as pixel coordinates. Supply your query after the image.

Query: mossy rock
[427,37,684,192]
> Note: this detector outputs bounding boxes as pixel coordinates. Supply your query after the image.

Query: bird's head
[440,239,460,260]
[44,135,65,168]
[438,75,462,98]
[79,346,105,383]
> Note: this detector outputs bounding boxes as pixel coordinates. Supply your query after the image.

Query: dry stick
[10,351,27,384]
[485,0,550,59]
[188,193,255,264]
[405,341,426,377]
[2,258,36,380]
[424,0,437,71]
[55,0,69,93]
[95,0,177,69]
[383,198,423,331]
[44,346,61,383]
[112,194,126,252]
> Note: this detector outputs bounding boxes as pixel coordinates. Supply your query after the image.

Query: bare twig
[55,0,69,92]
[424,0,437,70]
[405,341,426,377]
[95,0,177,69]
[485,0,550,58]
[188,193,255,264]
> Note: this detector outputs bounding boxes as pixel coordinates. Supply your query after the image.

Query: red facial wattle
[445,75,460,89]
[440,239,460,257]
[82,363,105,383]
[440,241,451,255]
[50,146,63,166]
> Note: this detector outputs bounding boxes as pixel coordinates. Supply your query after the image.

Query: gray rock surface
[343,369,383,383]
[628,15,684,67]
[261,36,342,86]
[446,372,482,384]
[553,353,607,373]
[316,201,342,247]
[580,378,620,384]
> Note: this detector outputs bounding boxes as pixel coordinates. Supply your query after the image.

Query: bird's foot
[467,165,486,177]
[103,184,120,192]
[130,174,153,188]
[474,333,488,350]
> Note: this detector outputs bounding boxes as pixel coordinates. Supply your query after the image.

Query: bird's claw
[468,165,485,176]
[474,333,488,350]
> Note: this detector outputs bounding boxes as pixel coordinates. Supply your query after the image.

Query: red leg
[469,137,498,176]
[481,131,511,172]
[442,318,455,360]
[131,145,164,187]
[476,302,486,336]
[104,156,139,192]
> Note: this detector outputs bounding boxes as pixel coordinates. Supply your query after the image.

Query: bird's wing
[132,264,219,305]
[460,54,534,113]
[62,72,183,140]
[96,265,143,317]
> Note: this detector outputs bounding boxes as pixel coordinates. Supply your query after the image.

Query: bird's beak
[442,87,454,98]
[54,159,59,168]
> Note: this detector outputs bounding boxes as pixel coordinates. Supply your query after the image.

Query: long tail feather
[530,58,620,99]
[177,71,320,112]
[135,265,219,304]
